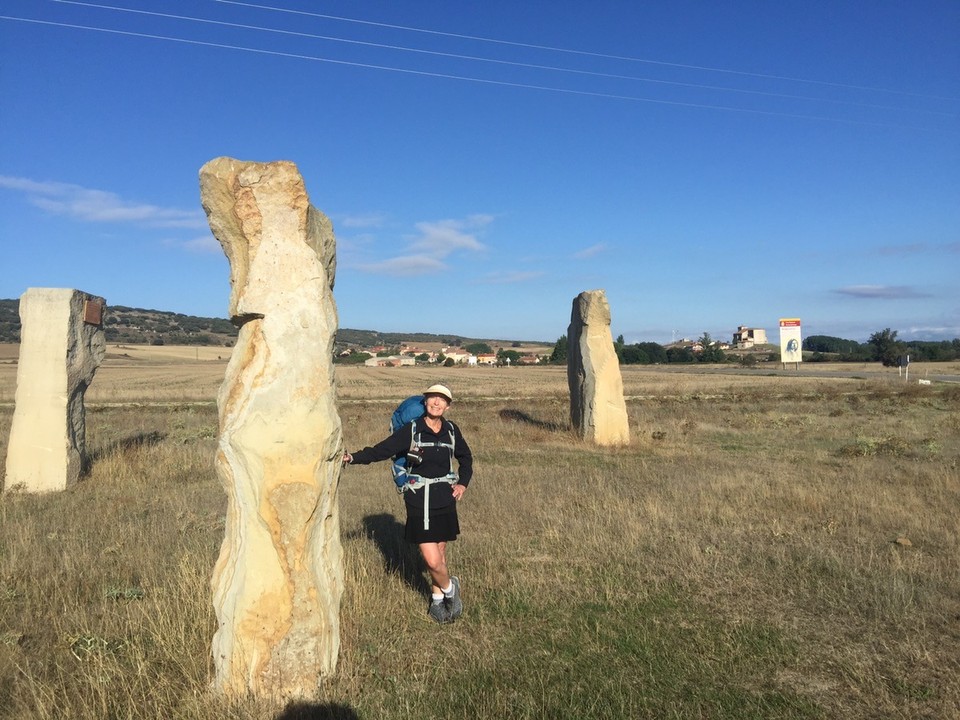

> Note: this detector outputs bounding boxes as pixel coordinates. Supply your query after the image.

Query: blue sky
[1,0,958,344]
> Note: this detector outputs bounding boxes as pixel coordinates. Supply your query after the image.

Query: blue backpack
[392,395,426,434]
[390,396,426,489]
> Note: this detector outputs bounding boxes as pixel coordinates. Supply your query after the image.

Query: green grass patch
[408,591,822,720]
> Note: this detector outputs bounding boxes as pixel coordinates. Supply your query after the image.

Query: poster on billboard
[780,318,802,364]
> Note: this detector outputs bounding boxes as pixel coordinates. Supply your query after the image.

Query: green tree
[549,334,568,364]
[334,351,371,365]
[620,345,649,364]
[698,332,726,363]
[803,335,861,354]
[497,349,522,365]
[868,328,905,367]
[614,334,625,362]
[638,342,667,364]
[666,346,695,363]
[465,342,493,355]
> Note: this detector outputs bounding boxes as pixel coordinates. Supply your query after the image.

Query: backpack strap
[401,420,459,529]
[411,421,456,474]
[389,420,420,490]
[404,476,458,530]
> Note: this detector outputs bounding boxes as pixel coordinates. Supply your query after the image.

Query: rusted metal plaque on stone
[83,300,104,326]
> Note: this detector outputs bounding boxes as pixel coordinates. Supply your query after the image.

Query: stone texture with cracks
[4,288,105,493]
[199,157,343,698]
[567,289,630,446]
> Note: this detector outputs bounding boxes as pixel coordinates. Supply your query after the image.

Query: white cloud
[181,234,223,254]
[409,216,490,257]
[903,324,960,339]
[573,242,607,259]
[0,175,207,229]
[357,255,448,275]
[350,214,490,275]
[834,285,930,299]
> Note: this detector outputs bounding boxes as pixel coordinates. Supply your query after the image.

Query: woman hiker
[343,384,473,624]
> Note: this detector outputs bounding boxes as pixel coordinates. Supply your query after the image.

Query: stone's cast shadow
[498,408,569,432]
[83,431,166,475]
[356,513,429,596]
[274,702,359,720]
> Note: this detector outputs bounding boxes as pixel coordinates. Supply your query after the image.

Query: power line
[213,0,959,103]
[0,14,943,131]
[48,0,951,116]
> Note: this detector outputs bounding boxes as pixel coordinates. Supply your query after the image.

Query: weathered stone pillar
[567,289,630,446]
[199,157,344,698]
[3,288,106,493]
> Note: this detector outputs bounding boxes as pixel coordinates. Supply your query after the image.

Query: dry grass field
[0,345,958,719]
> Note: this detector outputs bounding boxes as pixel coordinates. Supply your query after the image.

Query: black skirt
[405,503,460,544]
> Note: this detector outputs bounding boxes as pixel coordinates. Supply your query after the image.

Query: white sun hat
[423,384,453,402]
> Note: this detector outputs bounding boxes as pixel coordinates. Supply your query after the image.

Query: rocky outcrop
[567,289,630,446]
[4,288,105,492]
[199,157,343,698]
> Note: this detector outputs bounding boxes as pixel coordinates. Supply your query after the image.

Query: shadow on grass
[83,430,166,474]
[360,513,429,596]
[498,408,569,432]
[275,702,359,720]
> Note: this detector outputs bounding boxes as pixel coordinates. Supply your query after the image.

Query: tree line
[806,330,960,365]
[549,332,730,365]
[546,329,960,366]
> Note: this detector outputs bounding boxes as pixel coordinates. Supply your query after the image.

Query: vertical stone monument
[199,157,344,698]
[4,288,106,493]
[567,289,630,446]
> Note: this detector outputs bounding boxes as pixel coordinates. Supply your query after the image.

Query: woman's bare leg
[419,541,450,593]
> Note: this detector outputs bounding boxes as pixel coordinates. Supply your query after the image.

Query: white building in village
[733,326,767,349]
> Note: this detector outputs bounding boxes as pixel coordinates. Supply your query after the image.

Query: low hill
[0,299,547,350]
[0,299,238,346]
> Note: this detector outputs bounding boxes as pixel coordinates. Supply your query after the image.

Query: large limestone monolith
[567,289,630,446]
[199,157,344,698]
[3,288,106,493]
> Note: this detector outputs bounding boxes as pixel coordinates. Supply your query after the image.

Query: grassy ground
[0,363,958,718]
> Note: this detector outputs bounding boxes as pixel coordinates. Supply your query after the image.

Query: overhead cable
[212,0,958,102]
[0,14,944,131]
[48,0,951,115]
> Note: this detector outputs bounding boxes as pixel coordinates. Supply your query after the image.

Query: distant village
[340,325,771,367]
[340,342,546,368]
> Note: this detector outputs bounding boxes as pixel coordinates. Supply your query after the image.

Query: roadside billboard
[779,318,802,363]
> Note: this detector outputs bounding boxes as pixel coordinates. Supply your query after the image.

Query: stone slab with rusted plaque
[83,298,104,325]
[3,288,106,493]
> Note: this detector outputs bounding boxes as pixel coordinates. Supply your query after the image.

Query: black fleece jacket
[349,417,473,511]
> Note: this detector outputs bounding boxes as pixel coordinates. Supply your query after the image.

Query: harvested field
[0,345,958,718]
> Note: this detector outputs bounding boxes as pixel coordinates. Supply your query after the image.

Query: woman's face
[424,394,450,418]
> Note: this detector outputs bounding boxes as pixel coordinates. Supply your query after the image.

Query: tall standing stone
[199,157,344,698]
[567,289,630,446]
[4,288,105,493]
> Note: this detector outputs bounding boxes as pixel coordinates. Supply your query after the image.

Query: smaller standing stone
[4,288,106,492]
[567,289,630,446]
